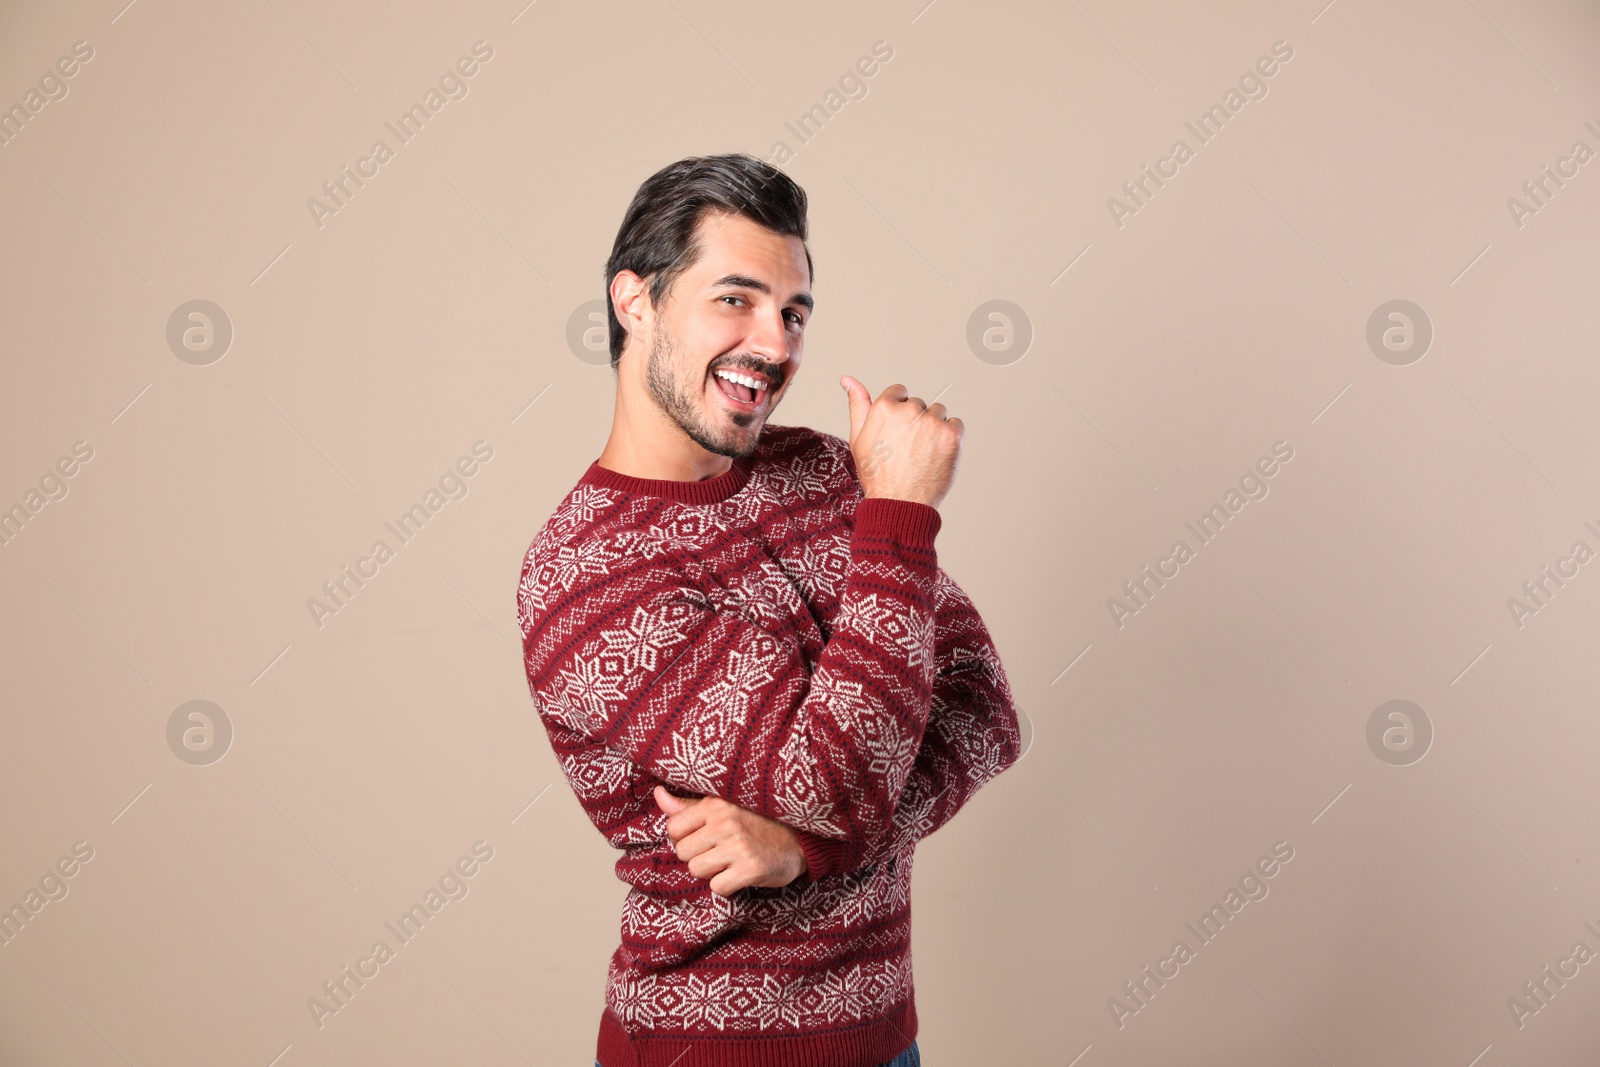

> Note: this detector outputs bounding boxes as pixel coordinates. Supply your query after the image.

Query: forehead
[688,210,810,289]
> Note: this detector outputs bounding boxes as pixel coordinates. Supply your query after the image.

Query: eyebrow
[710,273,814,314]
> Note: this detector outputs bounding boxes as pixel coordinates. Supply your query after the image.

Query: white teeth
[714,369,767,394]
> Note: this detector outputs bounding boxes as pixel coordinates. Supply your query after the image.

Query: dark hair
[603,153,812,370]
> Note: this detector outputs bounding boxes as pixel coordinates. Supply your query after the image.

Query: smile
[710,367,771,412]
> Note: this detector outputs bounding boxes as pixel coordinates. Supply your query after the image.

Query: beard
[643,314,766,460]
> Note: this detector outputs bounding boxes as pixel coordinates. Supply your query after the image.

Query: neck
[597,381,734,482]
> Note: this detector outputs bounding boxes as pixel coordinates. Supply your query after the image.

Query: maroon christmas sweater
[516,423,1021,1067]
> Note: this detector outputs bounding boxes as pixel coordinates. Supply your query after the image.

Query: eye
[721,295,804,329]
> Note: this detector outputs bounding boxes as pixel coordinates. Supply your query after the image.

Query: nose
[745,310,791,380]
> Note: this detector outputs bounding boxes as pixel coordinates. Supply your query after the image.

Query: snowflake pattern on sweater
[517,424,1021,1067]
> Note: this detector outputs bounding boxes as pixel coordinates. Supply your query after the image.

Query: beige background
[3,0,1600,1063]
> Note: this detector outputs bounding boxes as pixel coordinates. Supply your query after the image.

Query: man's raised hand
[839,375,963,509]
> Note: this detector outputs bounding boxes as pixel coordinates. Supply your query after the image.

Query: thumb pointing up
[839,375,871,448]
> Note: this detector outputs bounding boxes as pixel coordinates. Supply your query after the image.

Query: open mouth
[710,367,771,412]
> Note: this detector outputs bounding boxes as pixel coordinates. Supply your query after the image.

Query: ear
[609,270,653,345]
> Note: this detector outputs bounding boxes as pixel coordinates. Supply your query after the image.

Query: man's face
[639,211,812,460]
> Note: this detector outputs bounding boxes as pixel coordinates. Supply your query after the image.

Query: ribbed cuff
[795,831,861,881]
[853,496,942,547]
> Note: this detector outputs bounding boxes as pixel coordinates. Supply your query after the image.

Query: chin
[719,421,765,458]
[685,415,764,460]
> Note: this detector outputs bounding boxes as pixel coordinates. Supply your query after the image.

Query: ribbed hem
[581,455,754,504]
[852,497,941,547]
[596,998,917,1067]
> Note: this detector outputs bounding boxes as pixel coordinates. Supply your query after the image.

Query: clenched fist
[655,786,808,897]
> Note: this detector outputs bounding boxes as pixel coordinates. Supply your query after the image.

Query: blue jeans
[879,1040,921,1067]
[595,1040,919,1067]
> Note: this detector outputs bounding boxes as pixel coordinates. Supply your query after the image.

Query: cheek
[690,320,742,365]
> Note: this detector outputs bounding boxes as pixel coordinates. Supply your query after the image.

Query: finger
[840,375,871,445]
[922,402,947,421]
[654,785,688,815]
[708,867,751,897]
[877,383,908,404]
[944,415,965,437]
[903,395,926,412]
[687,847,732,880]
[673,826,717,862]
[665,800,709,842]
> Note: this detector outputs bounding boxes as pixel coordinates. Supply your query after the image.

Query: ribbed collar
[580,453,755,505]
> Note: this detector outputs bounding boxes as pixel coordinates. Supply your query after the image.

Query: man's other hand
[654,786,807,897]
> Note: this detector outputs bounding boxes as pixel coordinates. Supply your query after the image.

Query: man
[517,153,1021,1067]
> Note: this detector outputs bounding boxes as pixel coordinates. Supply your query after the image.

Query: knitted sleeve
[521,496,943,846]
[795,570,1022,879]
